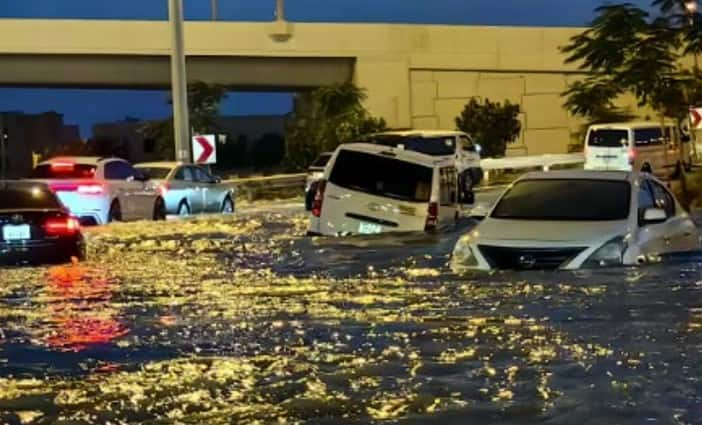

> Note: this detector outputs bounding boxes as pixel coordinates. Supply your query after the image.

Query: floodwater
[1,207,702,424]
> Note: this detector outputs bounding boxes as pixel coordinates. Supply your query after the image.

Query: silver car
[135,162,235,216]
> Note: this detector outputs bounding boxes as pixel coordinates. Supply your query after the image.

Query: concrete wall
[0,19,659,155]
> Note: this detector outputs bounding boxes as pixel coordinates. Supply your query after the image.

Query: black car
[0,181,85,265]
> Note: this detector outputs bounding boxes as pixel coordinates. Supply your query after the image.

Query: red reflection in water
[44,263,128,353]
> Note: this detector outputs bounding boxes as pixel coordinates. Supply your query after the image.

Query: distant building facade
[92,115,286,165]
[0,111,81,178]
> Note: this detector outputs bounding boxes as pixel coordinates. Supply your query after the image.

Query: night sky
[0,0,651,137]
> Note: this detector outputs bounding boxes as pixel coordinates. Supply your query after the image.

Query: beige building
[0,19,671,156]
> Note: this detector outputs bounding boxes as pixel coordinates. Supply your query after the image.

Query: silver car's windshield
[491,179,631,221]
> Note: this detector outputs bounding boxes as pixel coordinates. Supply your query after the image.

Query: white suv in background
[363,130,484,188]
[30,156,166,225]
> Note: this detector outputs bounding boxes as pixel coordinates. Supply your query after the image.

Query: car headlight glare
[583,236,627,268]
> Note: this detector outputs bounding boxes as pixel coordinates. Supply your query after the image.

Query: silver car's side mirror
[643,207,667,224]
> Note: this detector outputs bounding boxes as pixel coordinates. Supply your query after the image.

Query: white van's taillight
[425,202,438,231]
[628,148,637,165]
[312,180,327,218]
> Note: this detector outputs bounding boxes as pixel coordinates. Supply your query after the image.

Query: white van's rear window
[329,150,433,203]
[587,129,629,147]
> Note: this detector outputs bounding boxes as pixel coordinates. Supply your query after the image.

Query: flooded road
[2,204,702,424]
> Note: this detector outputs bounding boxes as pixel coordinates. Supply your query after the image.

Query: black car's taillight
[44,216,81,237]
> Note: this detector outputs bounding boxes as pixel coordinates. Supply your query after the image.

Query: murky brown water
[1,211,702,424]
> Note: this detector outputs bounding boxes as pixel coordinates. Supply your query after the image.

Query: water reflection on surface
[0,212,702,424]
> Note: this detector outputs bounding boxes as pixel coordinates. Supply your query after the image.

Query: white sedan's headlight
[583,236,628,268]
[451,236,478,270]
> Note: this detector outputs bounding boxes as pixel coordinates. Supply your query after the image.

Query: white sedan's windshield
[492,179,631,221]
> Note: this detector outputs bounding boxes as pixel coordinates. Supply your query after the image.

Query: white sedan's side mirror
[643,208,667,224]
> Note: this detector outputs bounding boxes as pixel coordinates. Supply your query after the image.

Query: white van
[362,130,483,187]
[584,122,692,175]
[307,143,471,237]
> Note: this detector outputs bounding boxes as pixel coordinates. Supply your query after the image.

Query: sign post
[691,107,702,160]
[192,135,217,164]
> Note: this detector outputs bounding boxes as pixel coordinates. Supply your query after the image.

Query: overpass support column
[354,57,411,130]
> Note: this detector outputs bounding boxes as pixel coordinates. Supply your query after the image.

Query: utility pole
[168,0,192,163]
[275,0,285,21]
[0,121,7,181]
[211,0,218,21]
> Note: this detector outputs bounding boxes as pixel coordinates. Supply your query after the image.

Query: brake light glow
[158,183,170,197]
[51,162,75,172]
[312,180,327,218]
[76,184,104,195]
[49,184,103,195]
[628,148,637,164]
[425,202,438,231]
[44,217,81,236]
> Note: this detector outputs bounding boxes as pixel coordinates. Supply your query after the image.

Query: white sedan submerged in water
[451,170,700,272]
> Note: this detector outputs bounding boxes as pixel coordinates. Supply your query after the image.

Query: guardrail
[481,153,585,183]
[226,173,307,201]
[224,153,586,201]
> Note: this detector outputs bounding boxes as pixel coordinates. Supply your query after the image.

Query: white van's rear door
[318,149,432,235]
[322,183,428,235]
[586,128,631,171]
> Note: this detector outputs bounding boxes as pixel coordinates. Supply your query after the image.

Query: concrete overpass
[0,19,650,155]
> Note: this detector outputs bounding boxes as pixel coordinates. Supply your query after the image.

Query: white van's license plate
[2,225,31,241]
[358,222,382,234]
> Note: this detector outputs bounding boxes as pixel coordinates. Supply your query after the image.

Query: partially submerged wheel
[221,197,234,214]
[177,200,190,217]
[153,197,167,221]
[108,201,122,223]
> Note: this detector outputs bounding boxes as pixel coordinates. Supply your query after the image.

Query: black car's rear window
[587,129,629,148]
[0,186,61,210]
[491,179,631,221]
[31,164,96,179]
[329,150,433,203]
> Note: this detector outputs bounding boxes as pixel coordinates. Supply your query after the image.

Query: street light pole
[168,0,192,163]
[211,0,218,21]
[275,0,285,21]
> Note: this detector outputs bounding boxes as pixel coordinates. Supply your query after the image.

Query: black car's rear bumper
[0,237,85,266]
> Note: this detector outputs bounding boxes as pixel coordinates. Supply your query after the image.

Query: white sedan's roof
[373,129,468,137]
[519,170,634,181]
